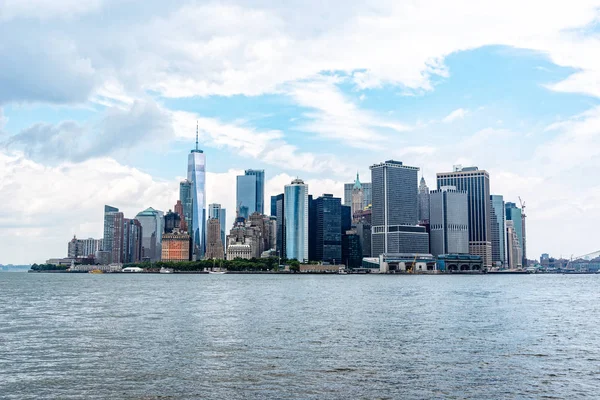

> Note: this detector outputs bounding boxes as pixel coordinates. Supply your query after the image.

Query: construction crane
[518,196,526,217]
[518,196,527,267]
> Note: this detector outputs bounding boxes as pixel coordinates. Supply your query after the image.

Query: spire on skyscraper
[195,120,199,151]
[353,171,362,190]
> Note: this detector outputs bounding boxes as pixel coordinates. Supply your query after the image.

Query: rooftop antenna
[195,120,199,151]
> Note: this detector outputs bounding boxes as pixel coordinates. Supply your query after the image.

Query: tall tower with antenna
[187,121,206,260]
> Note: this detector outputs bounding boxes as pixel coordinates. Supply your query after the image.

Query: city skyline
[3,2,600,263]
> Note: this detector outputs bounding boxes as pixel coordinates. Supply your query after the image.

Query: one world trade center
[187,123,206,260]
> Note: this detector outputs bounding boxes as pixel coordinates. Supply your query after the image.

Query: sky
[2,0,600,264]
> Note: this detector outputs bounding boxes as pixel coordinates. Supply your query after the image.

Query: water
[1,273,599,399]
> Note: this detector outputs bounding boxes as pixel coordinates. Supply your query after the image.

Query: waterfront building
[429,186,469,257]
[187,123,206,260]
[135,207,164,262]
[344,181,372,209]
[225,213,271,260]
[102,205,119,260]
[309,194,342,263]
[436,254,483,272]
[506,220,522,268]
[68,236,103,259]
[355,221,371,258]
[179,180,193,235]
[161,228,191,262]
[284,178,309,262]
[351,173,365,222]
[163,210,181,234]
[208,203,227,248]
[418,177,430,223]
[490,195,507,267]
[122,218,142,263]
[102,206,125,264]
[274,193,285,259]
[342,233,362,268]
[505,202,525,267]
[370,160,429,256]
[437,166,492,268]
[236,169,264,219]
[94,250,111,265]
[205,218,225,259]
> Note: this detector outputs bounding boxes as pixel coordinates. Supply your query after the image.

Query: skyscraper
[174,200,186,232]
[102,205,119,253]
[102,205,124,263]
[188,123,206,260]
[208,203,227,249]
[274,193,285,259]
[429,186,469,257]
[309,194,342,263]
[370,160,429,256]
[344,181,372,209]
[506,220,522,268]
[351,173,364,222]
[245,169,265,214]
[490,195,507,267]
[122,218,143,263]
[418,177,430,223]
[135,207,164,261]
[437,166,492,268]
[205,218,225,259]
[270,195,278,217]
[505,202,524,266]
[179,180,193,235]
[236,169,264,219]
[284,179,309,262]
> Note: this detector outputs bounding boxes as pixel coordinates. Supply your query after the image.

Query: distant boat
[89,269,103,274]
[208,270,226,274]
[159,267,173,274]
[122,267,143,273]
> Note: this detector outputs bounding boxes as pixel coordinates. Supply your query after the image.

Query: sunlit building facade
[284,179,309,262]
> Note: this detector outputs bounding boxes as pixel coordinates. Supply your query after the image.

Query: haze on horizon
[1,0,600,264]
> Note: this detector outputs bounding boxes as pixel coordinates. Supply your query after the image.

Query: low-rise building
[161,228,191,262]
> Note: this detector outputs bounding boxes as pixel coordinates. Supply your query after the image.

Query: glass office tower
[284,179,309,262]
[188,135,206,260]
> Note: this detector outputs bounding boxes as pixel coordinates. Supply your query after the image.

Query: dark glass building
[342,233,362,268]
[309,194,342,263]
[274,193,285,260]
[163,210,181,234]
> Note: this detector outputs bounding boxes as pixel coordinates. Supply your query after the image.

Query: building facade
[179,179,193,235]
[506,220,522,268]
[187,125,206,260]
[490,195,507,267]
[208,203,227,249]
[161,229,191,262]
[418,177,430,223]
[274,193,285,259]
[164,210,181,234]
[245,169,265,214]
[436,166,492,268]
[351,173,365,222]
[122,218,143,263]
[205,218,225,259]
[309,194,342,263]
[68,236,103,259]
[370,160,429,256]
[284,178,309,262]
[505,202,524,267]
[135,207,164,262]
[344,181,372,209]
[429,187,469,257]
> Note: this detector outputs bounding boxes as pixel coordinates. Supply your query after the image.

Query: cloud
[0,0,102,21]
[286,77,411,149]
[0,150,177,263]
[442,108,469,123]
[2,100,172,162]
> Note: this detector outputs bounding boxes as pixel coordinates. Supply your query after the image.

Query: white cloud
[442,108,469,123]
[286,78,411,149]
[0,150,177,263]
